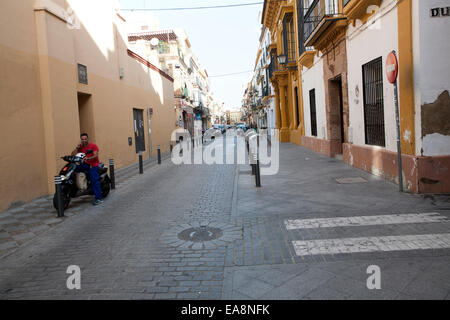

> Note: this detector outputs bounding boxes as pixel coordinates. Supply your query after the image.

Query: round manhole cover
[178,226,223,242]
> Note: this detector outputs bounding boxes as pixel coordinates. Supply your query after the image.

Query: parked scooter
[53,152,111,210]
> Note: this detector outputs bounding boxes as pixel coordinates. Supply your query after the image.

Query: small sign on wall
[78,64,88,84]
[430,7,450,17]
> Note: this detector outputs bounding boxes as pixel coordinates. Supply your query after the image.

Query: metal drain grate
[178,226,223,242]
[335,177,368,184]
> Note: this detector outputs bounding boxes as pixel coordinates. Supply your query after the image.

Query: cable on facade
[120,2,263,12]
[209,70,255,78]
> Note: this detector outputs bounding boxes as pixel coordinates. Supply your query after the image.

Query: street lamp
[277,54,287,65]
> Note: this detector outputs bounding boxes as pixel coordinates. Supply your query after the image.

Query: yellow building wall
[0,0,175,212]
[0,0,50,210]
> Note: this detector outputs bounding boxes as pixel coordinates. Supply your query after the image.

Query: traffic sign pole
[387,51,403,192]
[394,79,403,192]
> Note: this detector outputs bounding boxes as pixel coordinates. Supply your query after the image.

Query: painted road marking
[292,233,450,256]
[285,213,447,230]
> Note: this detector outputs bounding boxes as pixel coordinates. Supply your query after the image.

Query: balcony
[268,54,286,80]
[304,0,347,49]
[298,46,317,69]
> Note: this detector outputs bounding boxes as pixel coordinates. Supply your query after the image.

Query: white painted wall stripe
[285,213,447,230]
[292,233,450,256]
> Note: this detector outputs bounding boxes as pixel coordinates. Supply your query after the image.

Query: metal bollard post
[170,142,173,154]
[254,154,261,188]
[54,176,64,218]
[157,145,161,164]
[139,151,143,174]
[109,159,115,190]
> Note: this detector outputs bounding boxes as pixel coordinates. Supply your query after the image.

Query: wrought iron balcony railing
[304,0,342,42]
[268,56,286,79]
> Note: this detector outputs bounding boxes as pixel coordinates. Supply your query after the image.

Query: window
[309,89,317,136]
[283,13,296,63]
[362,57,385,147]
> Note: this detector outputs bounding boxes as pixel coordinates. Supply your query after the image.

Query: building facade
[128,27,214,138]
[262,0,306,145]
[0,0,175,212]
[260,0,450,193]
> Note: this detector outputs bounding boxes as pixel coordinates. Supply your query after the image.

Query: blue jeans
[76,164,102,200]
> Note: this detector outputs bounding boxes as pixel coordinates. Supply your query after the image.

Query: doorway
[328,76,345,154]
[133,108,145,153]
[77,92,95,140]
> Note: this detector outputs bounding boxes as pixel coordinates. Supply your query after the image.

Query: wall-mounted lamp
[277,54,287,65]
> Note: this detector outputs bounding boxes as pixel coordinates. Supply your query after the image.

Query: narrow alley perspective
[1,0,449,309]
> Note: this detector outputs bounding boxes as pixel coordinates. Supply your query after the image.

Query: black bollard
[109,159,115,190]
[54,176,64,218]
[170,142,173,154]
[139,151,143,174]
[157,146,161,164]
[255,158,261,188]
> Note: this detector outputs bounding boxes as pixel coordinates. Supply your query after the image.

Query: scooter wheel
[101,181,110,198]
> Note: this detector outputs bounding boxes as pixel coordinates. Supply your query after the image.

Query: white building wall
[301,55,327,139]
[346,0,399,152]
[412,0,450,156]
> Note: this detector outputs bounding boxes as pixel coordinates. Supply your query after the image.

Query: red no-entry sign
[386,51,399,84]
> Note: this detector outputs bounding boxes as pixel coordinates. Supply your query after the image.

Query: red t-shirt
[78,143,100,167]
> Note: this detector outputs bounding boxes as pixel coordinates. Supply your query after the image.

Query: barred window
[283,13,296,63]
[362,57,385,147]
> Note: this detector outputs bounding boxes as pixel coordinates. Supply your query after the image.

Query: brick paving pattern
[0,135,449,299]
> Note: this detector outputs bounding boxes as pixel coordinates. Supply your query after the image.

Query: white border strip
[292,233,450,256]
[285,213,447,230]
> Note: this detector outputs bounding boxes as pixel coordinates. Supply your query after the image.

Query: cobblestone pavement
[0,135,449,299]
[0,152,171,259]
[0,138,237,300]
[224,142,450,300]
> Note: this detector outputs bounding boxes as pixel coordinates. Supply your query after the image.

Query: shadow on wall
[0,0,175,212]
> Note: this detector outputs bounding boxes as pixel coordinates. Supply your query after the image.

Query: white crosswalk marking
[292,233,450,256]
[285,213,447,230]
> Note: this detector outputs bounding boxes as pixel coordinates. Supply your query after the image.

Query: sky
[119,0,264,111]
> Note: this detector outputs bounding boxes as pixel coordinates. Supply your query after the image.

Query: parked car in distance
[212,124,226,134]
[236,123,248,132]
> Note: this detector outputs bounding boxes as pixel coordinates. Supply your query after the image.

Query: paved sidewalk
[0,152,171,259]
[223,142,450,299]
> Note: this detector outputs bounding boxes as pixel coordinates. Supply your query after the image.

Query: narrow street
[0,132,449,300]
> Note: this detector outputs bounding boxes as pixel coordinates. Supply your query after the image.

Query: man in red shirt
[71,133,103,205]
